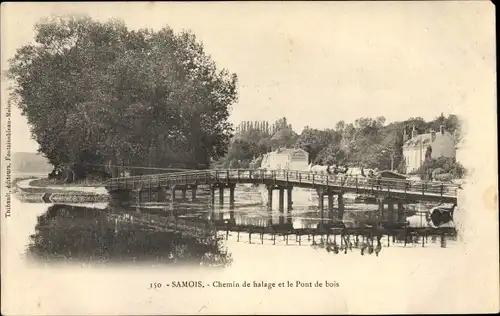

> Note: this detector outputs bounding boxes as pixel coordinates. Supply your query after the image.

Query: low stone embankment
[15,178,109,204]
[18,192,110,203]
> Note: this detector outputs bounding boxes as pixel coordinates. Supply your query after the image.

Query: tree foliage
[217,117,300,169]
[415,157,466,180]
[7,16,238,180]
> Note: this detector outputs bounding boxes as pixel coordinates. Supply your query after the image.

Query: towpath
[16,178,108,195]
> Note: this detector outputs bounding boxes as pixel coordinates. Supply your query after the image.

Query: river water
[2,184,471,315]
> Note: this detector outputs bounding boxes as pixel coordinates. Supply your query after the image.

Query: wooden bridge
[103,169,459,205]
[111,207,457,250]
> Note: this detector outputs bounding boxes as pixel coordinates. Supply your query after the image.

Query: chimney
[403,128,408,142]
[439,124,444,135]
[431,128,436,141]
[411,125,417,138]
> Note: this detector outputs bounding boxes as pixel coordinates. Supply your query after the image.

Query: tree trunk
[63,165,75,183]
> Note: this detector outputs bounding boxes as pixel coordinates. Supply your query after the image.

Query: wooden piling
[210,186,215,205]
[267,186,273,210]
[136,189,142,203]
[279,187,285,211]
[378,197,385,218]
[387,201,394,221]
[191,186,197,201]
[397,201,405,222]
[337,193,344,219]
[318,191,325,220]
[229,184,235,208]
[328,192,334,215]
[287,187,293,211]
[219,186,224,205]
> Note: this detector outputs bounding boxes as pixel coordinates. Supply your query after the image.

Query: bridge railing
[105,169,459,198]
[272,170,458,197]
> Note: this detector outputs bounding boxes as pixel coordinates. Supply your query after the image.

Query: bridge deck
[104,169,459,203]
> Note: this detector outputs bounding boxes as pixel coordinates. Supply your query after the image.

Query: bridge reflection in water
[27,204,232,267]
[27,187,457,264]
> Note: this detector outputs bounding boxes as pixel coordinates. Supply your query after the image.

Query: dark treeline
[7,16,238,182]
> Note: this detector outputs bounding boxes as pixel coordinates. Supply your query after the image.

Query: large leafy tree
[7,16,238,181]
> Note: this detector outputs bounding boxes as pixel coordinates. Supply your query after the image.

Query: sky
[1,1,496,153]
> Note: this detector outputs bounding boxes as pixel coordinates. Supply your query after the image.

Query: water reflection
[28,204,232,267]
[26,185,457,263]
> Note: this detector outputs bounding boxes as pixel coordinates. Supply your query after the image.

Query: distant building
[260,148,309,171]
[402,125,456,174]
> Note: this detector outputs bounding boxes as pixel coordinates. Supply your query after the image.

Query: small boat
[427,203,456,228]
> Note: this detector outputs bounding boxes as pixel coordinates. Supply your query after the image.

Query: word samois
[149,281,205,289]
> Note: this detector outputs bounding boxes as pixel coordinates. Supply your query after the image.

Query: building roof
[403,131,452,148]
[273,147,308,154]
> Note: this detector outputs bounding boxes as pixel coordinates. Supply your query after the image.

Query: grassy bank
[17,186,106,195]
[11,175,37,187]
[15,177,108,195]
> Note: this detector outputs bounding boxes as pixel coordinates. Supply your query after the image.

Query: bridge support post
[327,192,334,213]
[337,193,344,220]
[286,186,293,211]
[219,186,224,205]
[229,210,235,221]
[318,190,325,220]
[378,197,385,218]
[210,186,215,205]
[278,187,285,212]
[171,187,176,202]
[136,189,142,204]
[191,185,197,201]
[181,187,187,200]
[229,184,236,209]
[397,201,405,222]
[267,186,273,210]
[387,201,395,221]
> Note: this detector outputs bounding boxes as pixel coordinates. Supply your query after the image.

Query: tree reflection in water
[27,204,232,267]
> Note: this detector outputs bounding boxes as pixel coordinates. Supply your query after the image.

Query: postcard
[1,2,498,315]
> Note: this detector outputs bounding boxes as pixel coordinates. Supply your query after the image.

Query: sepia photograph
[1,2,498,315]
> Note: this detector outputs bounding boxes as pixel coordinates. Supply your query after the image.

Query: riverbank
[16,178,108,195]
[29,177,104,188]
[14,177,109,203]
